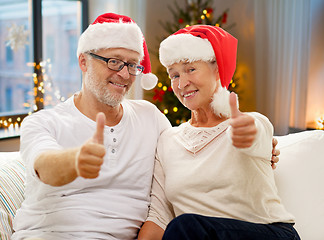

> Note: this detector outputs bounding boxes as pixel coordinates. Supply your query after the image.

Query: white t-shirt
[147,112,295,230]
[13,96,171,240]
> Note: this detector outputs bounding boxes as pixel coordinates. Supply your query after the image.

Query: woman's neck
[190,107,227,127]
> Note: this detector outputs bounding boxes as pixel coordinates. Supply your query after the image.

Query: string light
[316,116,324,130]
[0,117,22,137]
[29,58,65,111]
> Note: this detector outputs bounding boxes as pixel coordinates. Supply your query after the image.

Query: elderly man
[12,13,171,240]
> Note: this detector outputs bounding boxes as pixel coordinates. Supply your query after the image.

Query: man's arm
[34,148,79,186]
[34,112,106,187]
[271,138,280,169]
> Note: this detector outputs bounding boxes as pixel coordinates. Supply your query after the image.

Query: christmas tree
[148,0,239,126]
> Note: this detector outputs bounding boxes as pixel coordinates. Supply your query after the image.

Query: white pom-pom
[210,86,237,118]
[140,73,158,90]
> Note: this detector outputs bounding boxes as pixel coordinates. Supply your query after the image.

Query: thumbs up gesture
[75,112,106,178]
[229,92,257,148]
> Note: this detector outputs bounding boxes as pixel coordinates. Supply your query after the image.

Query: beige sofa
[0,130,323,239]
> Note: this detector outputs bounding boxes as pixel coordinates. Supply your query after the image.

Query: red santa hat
[77,13,157,90]
[159,25,237,89]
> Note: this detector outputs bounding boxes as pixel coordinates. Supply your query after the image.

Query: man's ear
[78,53,87,72]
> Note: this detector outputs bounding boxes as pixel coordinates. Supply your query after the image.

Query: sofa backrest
[274,130,324,240]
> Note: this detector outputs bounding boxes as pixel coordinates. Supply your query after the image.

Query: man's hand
[75,112,106,179]
[229,92,257,148]
[271,138,280,169]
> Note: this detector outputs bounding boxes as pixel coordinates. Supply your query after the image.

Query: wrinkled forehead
[166,60,217,73]
[94,48,141,62]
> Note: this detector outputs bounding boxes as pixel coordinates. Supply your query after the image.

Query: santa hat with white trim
[159,25,237,89]
[159,25,238,117]
[77,12,157,90]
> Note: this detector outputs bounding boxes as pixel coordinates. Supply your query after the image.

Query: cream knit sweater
[147,112,295,230]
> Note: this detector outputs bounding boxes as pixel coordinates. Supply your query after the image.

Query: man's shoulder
[123,99,163,116]
[23,97,75,124]
[124,99,171,130]
[124,99,157,109]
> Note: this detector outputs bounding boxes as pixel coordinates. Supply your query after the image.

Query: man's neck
[74,91,124,127]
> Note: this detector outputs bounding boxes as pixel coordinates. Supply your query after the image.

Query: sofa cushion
[0,152,25,239]
[275,130,324,240]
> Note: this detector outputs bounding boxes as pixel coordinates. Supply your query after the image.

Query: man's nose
[117,65,130,79]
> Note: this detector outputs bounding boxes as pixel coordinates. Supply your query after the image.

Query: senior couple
[12,13,300,240]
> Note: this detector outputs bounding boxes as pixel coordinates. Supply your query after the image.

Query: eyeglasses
[89,53,144,76]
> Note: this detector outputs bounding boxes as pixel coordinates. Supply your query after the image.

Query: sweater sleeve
[227,112,274,160]
[146,154,175,230]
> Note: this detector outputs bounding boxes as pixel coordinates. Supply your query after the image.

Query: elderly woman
[138,25,300,240]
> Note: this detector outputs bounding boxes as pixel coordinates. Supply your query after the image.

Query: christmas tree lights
[317,116,324,130]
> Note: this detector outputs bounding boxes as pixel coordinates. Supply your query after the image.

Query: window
[6,46,14,64]
[0,0,88,137]
[25,44,30,64]
[5,88,13,112]
[45,35,55,63]
[69,35,78,66]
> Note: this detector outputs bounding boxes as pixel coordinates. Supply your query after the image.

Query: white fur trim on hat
[77,21,144,58]
[210,83,237,118]
[139,73,158,90]
[159,34,215,67]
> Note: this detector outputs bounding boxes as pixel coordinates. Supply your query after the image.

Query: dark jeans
[162,213,301,240]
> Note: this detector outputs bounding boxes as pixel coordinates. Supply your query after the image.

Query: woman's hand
[229,92,257,148]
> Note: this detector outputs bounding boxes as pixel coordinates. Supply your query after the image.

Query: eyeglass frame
[88,52,144,76]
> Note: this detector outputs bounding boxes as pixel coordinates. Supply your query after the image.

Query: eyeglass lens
[107,59,143,76]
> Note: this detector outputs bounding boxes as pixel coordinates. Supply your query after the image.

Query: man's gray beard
[85,65,125,107]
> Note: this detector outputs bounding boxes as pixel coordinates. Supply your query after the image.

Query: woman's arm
[138,221,164,240]
[140,138,176,239]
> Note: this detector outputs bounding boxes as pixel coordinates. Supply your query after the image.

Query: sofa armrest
[274,130,324,240]
[0,152,25,239]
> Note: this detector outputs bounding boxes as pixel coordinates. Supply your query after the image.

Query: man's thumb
[93,112,105,144]
[229,92,240,118]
